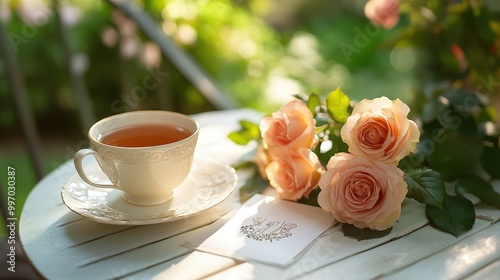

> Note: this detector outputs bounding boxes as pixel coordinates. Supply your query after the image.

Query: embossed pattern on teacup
[95,136,198,163]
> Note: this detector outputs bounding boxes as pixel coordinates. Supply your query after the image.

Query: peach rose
[260,99,318,150]
[318,153,407,230]
[265,147,324,201]
[364,0,400,30]
[256,145,271,180]
[341,97,420,164]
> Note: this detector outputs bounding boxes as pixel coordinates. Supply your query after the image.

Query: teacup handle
[74,149,120,190]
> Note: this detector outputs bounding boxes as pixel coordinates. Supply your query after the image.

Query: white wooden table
[20,109,500,280]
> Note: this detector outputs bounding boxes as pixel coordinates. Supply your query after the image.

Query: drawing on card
[240,217,297,242]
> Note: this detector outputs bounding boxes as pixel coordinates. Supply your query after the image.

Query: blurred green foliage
[397,0,500,89]
[1,1,499,136]
[0,0,422,138]
[393,0,500,183]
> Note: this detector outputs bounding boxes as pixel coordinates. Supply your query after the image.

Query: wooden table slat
[203,262,273,280]
[145,251,239,280]
[300,220,492,280]
[381,222,500,280]
[464,259,500,280]
[63,228,212,279]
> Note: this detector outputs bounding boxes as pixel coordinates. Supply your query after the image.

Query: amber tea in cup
[74,111,199,206]
[100,124,193,147]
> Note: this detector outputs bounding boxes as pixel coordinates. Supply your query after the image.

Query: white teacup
[74,110,199,206]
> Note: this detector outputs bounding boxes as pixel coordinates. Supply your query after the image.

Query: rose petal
[317,153,407,230]
[341,96,420,164]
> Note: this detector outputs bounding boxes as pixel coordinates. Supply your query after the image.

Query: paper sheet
[196,194,336,266]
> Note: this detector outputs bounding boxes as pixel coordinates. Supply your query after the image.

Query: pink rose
[318,153,407,230]
[364,0,400,30]
[341,97,420,164]
[265,147,324,201]
[260,100,318,150]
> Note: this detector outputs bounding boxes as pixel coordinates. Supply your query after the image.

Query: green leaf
[437,106,478,136]
[398,153,425,171]
[428,131,484,181]
[441,89,483,113]
[232,160,256,170]
[315,131,348,166]
[478,123,499,137]
[297,188,320,207]
[405,169,445,208]
[426,195,475,237]
[329,130,349,153]
[238,164,268,202]
[307,93,321,115]
[421,98,446,123]
[480,136,500,179]
[315,124,329,134]
[227,120,260,145]
[441,89,489,130]
[326,87,350,123]
[342,223,392,241]
[456,174,500,208]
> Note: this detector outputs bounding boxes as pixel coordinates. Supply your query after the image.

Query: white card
[197,194,335,266]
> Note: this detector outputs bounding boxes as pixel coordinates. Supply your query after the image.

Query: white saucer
[61,158,237,225]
